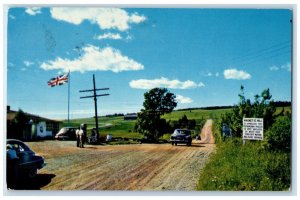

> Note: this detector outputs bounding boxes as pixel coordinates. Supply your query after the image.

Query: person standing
[76,127,80,147]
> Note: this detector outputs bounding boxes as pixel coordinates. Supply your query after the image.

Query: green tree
[142,88,177,114]
[220,86,276,137]
[178,114,189,128]
[264,116,291,152]
[135,88,177,141]
[176,114,196,130]
[14,109,28,139]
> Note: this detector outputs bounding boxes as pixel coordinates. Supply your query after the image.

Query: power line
[231,43,290,64]
[241,49,291,64]
[79,74,110,141]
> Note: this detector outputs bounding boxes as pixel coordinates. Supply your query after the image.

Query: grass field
[61,106,291,139]
[162,108,231,121]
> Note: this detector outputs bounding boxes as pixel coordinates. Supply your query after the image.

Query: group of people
[76,124,100,147]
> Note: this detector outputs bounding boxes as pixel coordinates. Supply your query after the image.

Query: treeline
[105,113,124,117]
[177,106,233,111]
[177,101,290,112]
[272,101,291,107]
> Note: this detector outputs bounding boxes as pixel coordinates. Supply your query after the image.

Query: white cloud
[95,33,122,40]
[8,62,14,67]
[281,62,291,72]
[176,95,193,104]
[40,45,144,73]
[269,62,291,72]
[269,65,280,71]
[224,68,251,80]
[205,72,219,77]
[9,15,16,20]
[198,82,205,88]
[129,77,198,90]
[24,61,34,67]
[126,34,133,41]
[25,7,42,16]
[129,12,146,24]
[50,8,146,31]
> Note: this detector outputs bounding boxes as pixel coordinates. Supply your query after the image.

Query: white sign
[37,122,51,137]
[243,118,263,140]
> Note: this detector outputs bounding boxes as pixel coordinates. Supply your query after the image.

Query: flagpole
[68,70,70,125]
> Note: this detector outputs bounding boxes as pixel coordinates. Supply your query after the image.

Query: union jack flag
[47,73,69,87]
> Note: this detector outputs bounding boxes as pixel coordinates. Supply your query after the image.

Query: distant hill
[176,101,291,112]
[177,106,233,111]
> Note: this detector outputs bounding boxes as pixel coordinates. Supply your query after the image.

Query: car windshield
[7,141,31,152]
[58,128,68,134]
[175,130,191,135]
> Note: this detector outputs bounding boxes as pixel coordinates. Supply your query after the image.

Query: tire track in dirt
[79,148,168,190]
[90,146,183,190]
[123,148,183,190]
[42,150,132,189]
[143,144,215,191]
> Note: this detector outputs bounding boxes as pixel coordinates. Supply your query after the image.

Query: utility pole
[79,74,109,141]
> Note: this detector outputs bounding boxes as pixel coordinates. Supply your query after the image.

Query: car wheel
[27,168,37,179]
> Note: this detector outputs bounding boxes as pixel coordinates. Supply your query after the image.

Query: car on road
[55,127,77,140]
[170,129,192,146]
[6,139,46,181]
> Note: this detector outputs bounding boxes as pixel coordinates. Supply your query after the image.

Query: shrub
[212,119,222,144]
[264,116,291,152]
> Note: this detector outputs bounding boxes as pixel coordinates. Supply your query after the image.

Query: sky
[6,7,292,119]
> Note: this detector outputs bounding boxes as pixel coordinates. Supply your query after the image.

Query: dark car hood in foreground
[7,139,45,169]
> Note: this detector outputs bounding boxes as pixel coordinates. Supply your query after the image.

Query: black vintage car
[170,129,192,146]
[6,139,46,182]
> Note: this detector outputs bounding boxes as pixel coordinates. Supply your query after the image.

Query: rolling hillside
[61,106,290,139]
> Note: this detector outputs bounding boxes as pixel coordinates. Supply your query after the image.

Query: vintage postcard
[5,6,293,193]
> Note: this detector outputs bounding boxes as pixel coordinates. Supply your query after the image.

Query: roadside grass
[197,138,291,191]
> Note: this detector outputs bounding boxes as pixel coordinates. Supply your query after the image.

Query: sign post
[243,118,264,144]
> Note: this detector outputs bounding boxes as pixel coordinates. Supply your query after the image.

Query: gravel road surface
[25,120,215,191]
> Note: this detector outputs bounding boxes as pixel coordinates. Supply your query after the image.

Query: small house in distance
[124,113,138,120]
[7,106,61,140]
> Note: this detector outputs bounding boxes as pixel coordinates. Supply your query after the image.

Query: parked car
[6,139,46,182]
[170,129,192,146]
[55,127,77,140]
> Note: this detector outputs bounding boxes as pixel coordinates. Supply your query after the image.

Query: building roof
[7,108,61,123]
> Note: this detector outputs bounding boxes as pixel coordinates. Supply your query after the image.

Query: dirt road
[26,120,215,191]
[199,119,215,144]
